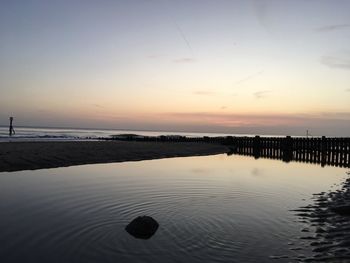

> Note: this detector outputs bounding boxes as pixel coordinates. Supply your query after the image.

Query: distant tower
[306,129,309,138]
[9,117,15,136]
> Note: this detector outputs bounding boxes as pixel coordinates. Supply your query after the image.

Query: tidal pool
[0,154,347,263]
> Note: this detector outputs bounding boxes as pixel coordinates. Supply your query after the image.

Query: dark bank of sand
[293,171,350,262]
[0,141,229,172]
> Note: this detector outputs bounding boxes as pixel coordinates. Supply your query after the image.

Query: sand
[0,141,229,172]
[292,173,350,262]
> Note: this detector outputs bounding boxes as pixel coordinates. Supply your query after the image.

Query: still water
[0,154,348,263]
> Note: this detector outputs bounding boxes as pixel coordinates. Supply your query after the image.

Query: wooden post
[253,135,261,159]
[283,136,293,162]
[9,116,15,136]
[321,136,326,167]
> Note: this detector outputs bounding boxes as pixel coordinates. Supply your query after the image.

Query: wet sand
[293,171,350,262]
[0,141,228,172]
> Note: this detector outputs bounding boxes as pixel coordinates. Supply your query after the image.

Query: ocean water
[0,126,284,142]
[0,154,348,263]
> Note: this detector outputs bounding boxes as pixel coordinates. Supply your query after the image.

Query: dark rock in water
[125,216,159,239]
[331,205,350,216]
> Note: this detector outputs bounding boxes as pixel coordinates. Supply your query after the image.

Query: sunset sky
[1,0,349,136]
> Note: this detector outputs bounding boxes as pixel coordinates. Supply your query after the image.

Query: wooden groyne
[230,136,350,168]
[102,135,350,168]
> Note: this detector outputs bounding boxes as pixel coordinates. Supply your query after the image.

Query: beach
[0,141,229,172]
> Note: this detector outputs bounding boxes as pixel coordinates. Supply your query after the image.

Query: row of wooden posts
[231,136,350,168]
[104,135,350,168]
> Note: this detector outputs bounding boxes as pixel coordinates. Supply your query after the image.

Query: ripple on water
[1,156,346,263]
[1,183,286,262]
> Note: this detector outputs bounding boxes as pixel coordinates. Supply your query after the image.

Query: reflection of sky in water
[0,154,347,263]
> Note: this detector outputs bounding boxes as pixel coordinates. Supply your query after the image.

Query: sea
[0,126,283,142]
[1,126,348,262]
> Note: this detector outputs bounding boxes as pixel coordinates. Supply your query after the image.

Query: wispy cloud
[315,24,350,32]
[220,106,227,110]
[173,58,196,63]
[147,54,162,59]
[162,112,350,129]
[193,91,237,97]
[346,89,350,92]
[252,0,270,31]
[37,109,53,113]
[92,104,105,109]
[317,112,350,119]
[193,90,216,96]
[254,90,271,99]
[233,70,264,86]
[164,112,300,126]
[321,56,350,70]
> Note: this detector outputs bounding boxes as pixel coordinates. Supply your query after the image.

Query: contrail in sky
[160,0,195,57]
[233,70,264,86]
[173,20,194,57]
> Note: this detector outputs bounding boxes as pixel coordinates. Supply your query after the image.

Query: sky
[0,0,350,136]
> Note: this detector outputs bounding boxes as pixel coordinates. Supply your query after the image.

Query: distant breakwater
[101,135,350,168]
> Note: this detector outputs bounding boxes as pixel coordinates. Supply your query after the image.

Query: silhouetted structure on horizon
[9,117,15,136]
[103,134,350,168]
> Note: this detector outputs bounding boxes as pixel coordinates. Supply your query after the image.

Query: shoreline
[293,172,350,262]
[0,141,229,172]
